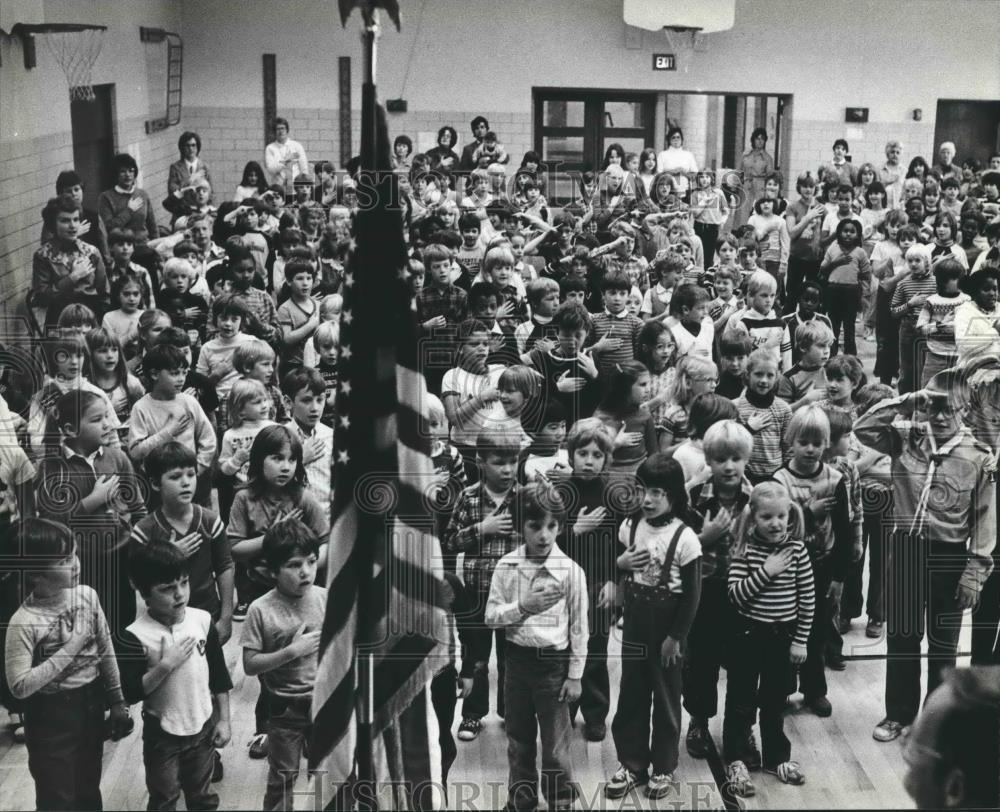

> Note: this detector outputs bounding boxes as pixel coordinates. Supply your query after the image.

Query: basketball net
[663,26,703,73]
[41,27,105,101]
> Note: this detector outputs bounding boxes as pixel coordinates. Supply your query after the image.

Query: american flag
[308,79,447,809]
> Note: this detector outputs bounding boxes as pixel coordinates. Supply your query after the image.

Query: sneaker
[866,619,884,638]
[766,761,805,785]
[247,733,269,759]
[805,695,833,717]
[685,718,711,759]
[12,725,25,744]
[725,760,756,797]
[645,772,676,799]
[605,764,646,799]
[212,750,223,783]
[744,733,762,771]
[457,718,482,741]
[873,718,904,742]
[838,616,853,634]
[583,722,606,742]
[233,601,249,621]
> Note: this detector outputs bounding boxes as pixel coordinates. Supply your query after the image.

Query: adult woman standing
[167,131,211,196]
[735,127,774,228]
[656,127,698,200]
[97,153,158,244]
[426,126,460,170]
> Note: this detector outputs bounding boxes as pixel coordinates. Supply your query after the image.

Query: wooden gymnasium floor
[0,335,939,810]
[2,573,970,810]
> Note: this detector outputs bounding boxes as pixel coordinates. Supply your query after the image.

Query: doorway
[934,100,1000,168]
[70,83,116,212]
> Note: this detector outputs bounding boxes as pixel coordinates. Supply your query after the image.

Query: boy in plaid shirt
[443,431,520,742]
[228,244,281,348]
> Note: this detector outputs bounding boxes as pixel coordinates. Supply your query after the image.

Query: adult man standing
[459,116,490,171]
[265,117,309,191]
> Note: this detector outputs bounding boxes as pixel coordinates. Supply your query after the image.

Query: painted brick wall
[0,115,184,323]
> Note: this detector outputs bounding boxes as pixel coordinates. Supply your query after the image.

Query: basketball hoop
[13,23,107,101]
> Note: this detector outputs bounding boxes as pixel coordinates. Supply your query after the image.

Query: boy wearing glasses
[854,370,995,744]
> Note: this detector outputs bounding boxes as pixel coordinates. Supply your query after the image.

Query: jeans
[919,349,956,389]
[23,680,106,811]
[693,222,719,267]
[462,591,505,720]
[142,714,218,811]
[842,486,891,624]
[897,320,920,394]
[826,283,859,356]
[612,602,682,776]
[576,597,613,728]
[786,256,820,313]
[793,555,834,699]
[682,578,736,720]
[263,696,311,811]
[884,534,965,725]
[971,549,1000,665]
[723,618,796,767]
[430,667,458,789]
[503,643,576,812]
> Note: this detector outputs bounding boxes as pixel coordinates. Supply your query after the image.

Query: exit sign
[653,53,676,71]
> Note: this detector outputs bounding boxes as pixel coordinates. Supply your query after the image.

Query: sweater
[891,271,937,323]
[556,474,624,589]
[778,363,827,406]
[590,311,644,377]
[97,187,158,244]
[728,532,815,646]
[770,463,853,580]
[726,308,783,368]
[4,585,124,703]
[735,389,792,480]
[128,392,217,471]
[666,315,715,362]
[954,299,1000,364]
[916,292,971,357]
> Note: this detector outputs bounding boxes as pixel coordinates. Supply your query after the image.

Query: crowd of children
[2,127,999,810]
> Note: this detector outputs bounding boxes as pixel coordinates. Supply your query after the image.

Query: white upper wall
[181,0,1000,121]
[0,0,183,142]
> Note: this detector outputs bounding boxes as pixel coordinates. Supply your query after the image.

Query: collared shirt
[444,483,519,593]
[854,394,996,575]
[687,476,753,578]
[484,544,589,680]
[416,284,468,325]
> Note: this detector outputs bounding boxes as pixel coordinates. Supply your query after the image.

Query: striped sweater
[735,389,792,480]
[728,533,816,646]
[726,307,784,368]
[590,311,644,377]
[890,271,937,323]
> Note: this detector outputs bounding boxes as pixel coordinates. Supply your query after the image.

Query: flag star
[339,415,351,429]
[342,310,354,324]
[340,381,352,395]
[398,267,409,281]
[344,272,354,288]
[338,451,350,465]
[340,345,352,360]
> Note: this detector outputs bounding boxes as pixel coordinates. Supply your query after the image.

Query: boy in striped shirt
[725,481,815,790]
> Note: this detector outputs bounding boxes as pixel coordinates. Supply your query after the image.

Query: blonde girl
[658,355,718,450]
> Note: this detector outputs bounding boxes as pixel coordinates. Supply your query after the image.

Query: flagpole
[355,6,379,811]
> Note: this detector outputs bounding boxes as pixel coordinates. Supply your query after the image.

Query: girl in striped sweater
[726,481,815,789]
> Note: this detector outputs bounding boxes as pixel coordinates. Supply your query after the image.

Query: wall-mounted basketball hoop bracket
[9,23,107,100]
[140,26,182,133]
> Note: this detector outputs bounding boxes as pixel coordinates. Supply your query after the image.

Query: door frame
[533,87,657,173]
[70,83,118,212]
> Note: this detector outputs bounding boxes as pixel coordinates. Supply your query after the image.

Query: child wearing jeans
[606,455,702,801]
[683,422,756,795]
[726,481,815,788]
[444,432,521,742]
[4,518,131,811]
[242,519,327,811]
[485,480,588,812]
[118,542,233,811]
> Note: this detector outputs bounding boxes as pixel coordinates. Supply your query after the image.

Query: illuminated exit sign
[652,53,676,71]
